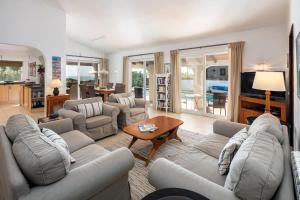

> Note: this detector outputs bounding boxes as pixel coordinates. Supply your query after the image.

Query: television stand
[238,95,286,124]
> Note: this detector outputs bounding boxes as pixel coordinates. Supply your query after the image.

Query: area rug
[96,129,209,200]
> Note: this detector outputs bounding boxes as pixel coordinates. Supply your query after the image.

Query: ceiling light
[90,35,106,42]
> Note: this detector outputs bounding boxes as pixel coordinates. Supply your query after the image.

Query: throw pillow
[5,114,40,142]
[42,128,76,163]
[224,131,283,200]
[13,130,71,185]
[117,96,136,107]
[218,127,249,175]
[248,113,283,144]
[77,101,103,118]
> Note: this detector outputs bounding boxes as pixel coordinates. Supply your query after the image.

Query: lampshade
[252,71,286,91]
[49,79,61,88]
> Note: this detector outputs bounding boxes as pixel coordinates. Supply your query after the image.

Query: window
[0,61,22,82]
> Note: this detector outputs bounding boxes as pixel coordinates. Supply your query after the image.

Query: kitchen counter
[0,81,25,85]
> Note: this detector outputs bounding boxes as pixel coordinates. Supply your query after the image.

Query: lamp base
[53,88,59,96]
[264,90,271,113]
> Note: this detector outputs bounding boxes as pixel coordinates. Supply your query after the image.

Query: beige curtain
[123,56,129,92]
[170,50,181,113]
[228,42,245,122]
[153,52,164,108]
[100,58,109,87]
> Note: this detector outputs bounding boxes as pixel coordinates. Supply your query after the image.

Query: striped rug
[96,129,208,200]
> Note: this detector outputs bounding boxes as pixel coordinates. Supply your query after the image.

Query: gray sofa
[58,97,120,140]
[108,93,148,128]
[148,118,295,200]
[0,117,134,200]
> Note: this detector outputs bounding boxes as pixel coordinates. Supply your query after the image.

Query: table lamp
[252,71,285,113]
[49,79,61,96]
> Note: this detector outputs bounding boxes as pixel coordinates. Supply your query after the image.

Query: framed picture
[297,32,300,98]
[52,56,61,80]
[29,62,36,77]
[164,63,170,73]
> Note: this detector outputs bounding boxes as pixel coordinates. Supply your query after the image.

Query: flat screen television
[240,72,286,100]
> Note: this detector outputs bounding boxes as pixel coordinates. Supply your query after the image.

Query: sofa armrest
[213,120,248,138]
[58,109,87,132]
[105,102,130,114]
[134,98,146,108]
[38,118,73,134]
[22,147,134,200]
[102,103,120,117]
[148,158,239,200]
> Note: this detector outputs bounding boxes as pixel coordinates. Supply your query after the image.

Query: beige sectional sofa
[0,115,134,200]
[148,115,295,200]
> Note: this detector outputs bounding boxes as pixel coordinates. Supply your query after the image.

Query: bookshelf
[156,73,171,112]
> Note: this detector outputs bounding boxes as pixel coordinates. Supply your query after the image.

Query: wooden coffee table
[123,116,183,166]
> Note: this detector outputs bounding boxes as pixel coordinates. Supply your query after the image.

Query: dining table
[95,88,115,102]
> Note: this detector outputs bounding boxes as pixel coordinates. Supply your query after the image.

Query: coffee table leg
[128,137,138,149]
[145,139,165,166]
[167,127,182,142]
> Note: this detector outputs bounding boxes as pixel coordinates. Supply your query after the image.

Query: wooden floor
[0,103,215,133]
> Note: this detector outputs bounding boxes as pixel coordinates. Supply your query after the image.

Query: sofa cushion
[248,113,283,144]
[77,101,103,118]
[193,133,229,159]
[224,131,284,200]
[86,115,112,129]
[117,96,136,108]
[218,128,249,175]
[109,93,131,103]
[173,149,226,186]
[130,107,145,116]
[5,114,40,142]
[60,130,94,153]
[63,97,102,111]
[70,144,109,170]
[12,130,70,185]
[42,128,75,163]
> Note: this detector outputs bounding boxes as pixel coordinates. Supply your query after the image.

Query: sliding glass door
[66,59,100,100]
[130,58,154,103]
[180,49,229,118]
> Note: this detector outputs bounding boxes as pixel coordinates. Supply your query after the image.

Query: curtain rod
[178,42,229,51]
[127,52,155,58]
[66,55,103,60]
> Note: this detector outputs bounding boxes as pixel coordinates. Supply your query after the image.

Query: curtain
[123,56,129,92]
[153,52,164,108]
[227,42,245,122]
[100,58,109,87]
[170,50,181,113]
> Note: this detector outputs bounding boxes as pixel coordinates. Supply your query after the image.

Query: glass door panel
[145,60,154,103]
[66,62,78,100]
[131,61,144,98]
[180,57,204,112]
[205,64,228,117]
[79,62,98,99]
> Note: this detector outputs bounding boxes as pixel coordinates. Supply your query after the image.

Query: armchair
[107,93,148,128]
[58,97,120,140]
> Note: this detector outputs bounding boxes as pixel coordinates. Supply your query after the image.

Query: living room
[0,0,299,199]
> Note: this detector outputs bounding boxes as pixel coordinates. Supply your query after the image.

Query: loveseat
[148,114,295,200]
[58,97,120,140]
[0,115,134,200]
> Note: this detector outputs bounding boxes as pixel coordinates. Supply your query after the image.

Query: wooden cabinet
[22,85,44,113]
[238,95,286,124]
[47,95,70,116]
[0,84,21,104]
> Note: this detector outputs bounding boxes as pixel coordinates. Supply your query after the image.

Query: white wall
[108,24,288,82]
[0,0,66,94]
[290,0,300,149]
[66,38,105,58]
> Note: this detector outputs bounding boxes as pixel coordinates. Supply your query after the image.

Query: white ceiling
[47,0,289,53]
